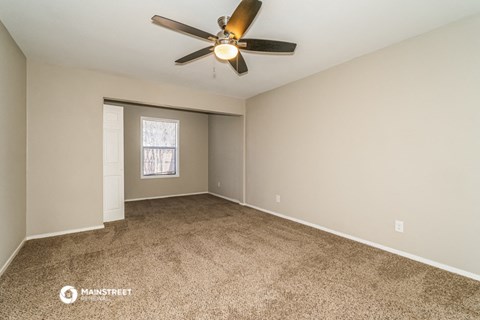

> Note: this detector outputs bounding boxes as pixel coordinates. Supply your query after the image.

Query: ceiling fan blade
[225,0,262,40]
[152,15,217,41]
[239,39,297,53]
[228,51,248,75]
[175,47,214,64]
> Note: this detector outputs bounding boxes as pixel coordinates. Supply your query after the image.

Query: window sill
[141,174,179,179]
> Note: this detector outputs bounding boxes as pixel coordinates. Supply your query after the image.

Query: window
[141,117,179,178]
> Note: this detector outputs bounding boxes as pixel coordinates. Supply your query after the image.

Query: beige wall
[208,115,244,202]
[124,105,208,200]
[0,21,26,270]
[27,61,244,236]
[246,15,480,275]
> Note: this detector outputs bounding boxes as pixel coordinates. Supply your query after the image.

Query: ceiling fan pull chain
[212,57,215,79]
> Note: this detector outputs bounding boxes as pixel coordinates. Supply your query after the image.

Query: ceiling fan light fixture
[214,43,238,60]
[152,0,296,75]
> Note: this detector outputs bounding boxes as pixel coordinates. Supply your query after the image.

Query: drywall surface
[124,105,208,200]
[208,115,244,202]
[27,61,244,236]
[246,15,480,274]
[0,21,26,270]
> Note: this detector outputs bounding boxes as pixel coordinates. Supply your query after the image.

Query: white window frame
[140,116,180,179]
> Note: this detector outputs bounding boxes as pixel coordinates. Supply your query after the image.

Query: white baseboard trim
[0,238,26,277]
[208,192,241,204]
[244,203,480,282]
[125,192,208,202]
[26,224,105,240]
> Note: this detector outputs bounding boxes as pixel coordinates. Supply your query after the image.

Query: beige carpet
[0,194,479,319]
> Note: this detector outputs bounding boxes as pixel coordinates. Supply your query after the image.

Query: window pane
[143,147,176,175]
[142,120,177,147]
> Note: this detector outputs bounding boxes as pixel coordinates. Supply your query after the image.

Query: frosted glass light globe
[214,44,239,60]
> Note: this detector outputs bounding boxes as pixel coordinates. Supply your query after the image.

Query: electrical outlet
[395,220,404,233]
[217,182,221,188]
[275,195,281,203]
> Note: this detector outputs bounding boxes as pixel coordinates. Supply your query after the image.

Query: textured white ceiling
[1,0,479,98]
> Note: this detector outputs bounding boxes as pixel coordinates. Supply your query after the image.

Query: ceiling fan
[151,0,297,75]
